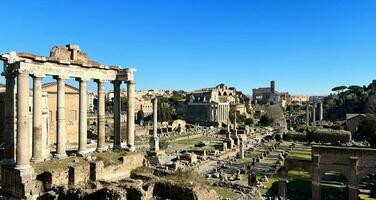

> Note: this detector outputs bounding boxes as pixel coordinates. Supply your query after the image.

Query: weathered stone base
[1,166,36,199]
[149,136,160,152]
[223,138,234,149]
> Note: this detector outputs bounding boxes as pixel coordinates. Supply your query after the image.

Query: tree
[245,118,253,125]
[259,115,274,126]
[332,86,348,94]
[348,85,363,93]
[358,114,376,147]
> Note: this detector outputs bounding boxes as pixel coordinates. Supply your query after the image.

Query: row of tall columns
[306,102,324,126]
[112,80,136,150]
[4,71,135,167]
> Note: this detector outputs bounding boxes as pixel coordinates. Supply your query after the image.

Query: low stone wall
[96,153,145,181]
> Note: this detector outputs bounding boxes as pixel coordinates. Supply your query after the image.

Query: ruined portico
[0,44,137,199]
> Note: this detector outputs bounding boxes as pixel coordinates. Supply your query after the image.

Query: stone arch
[358,171,376,200]
[223,92,228,96]
[285,168,312,199]
[320,170,349,200]
[319,166,351,183]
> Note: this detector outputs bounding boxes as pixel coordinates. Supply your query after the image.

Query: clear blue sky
[0,0,375,95]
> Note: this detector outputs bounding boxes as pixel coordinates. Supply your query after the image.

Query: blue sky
[0,0,375,95]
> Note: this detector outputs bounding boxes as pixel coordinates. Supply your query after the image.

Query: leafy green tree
[245,118,253,125]
[358,114,376,147]
[259,115,274,126]
[332,86,348,94]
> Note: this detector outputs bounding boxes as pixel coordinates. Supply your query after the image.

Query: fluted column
[127,81,136,151]
[15,72,31,169]
[96,80,106,151]
[32,74,45,162]
[54,76,68,158]
[278,166,287,199]
[77,77,89,155]
[113,80,121,149]
[3,72,16,165]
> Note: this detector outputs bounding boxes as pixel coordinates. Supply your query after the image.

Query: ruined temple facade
[0,44,137,199]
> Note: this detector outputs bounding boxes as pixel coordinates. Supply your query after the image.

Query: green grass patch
[287,150,311,161]
[213,186,239,199]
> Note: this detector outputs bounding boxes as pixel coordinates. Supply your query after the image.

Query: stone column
[319,102,323,123]
[15,72,31,169]
[112,80,121,149]
[306,105,310,126]
[77,77,89,155]
[96,80,106,151]
[312,154,321,200]
[150,98,159,152]
[54,76,68,158]
[278,166,287,199]
[312,104,317,126]
[127,81,136,151]
[31,74,44,162]
[3,72,16,165]
[348,156,359,200]
[239,137,244,159]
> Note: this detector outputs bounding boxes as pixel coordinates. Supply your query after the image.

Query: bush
[310,128,352,144]
[259,115,274,126]
[160,140,169,150]
[245,118,253,125]
[283,131,306,142]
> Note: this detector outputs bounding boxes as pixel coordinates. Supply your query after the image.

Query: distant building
[252,81,290,108]
[43,82,80,145]
[88,91,97,112]
[290,95,310,105]
[185,84,248,126]
[346,113,366,134]
[135,97,153,117]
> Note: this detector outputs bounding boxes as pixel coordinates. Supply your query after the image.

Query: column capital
[53,75,69,81]
[1,71,16,78]
[111,80,122,85]
[75,77,90,82]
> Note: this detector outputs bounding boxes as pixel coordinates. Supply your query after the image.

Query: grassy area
[92,151,132,167]
[359,175,376,200]
[172,136,219,146]
[33,157,87,172]
[287,150,312,161]
[213,186,239,199]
